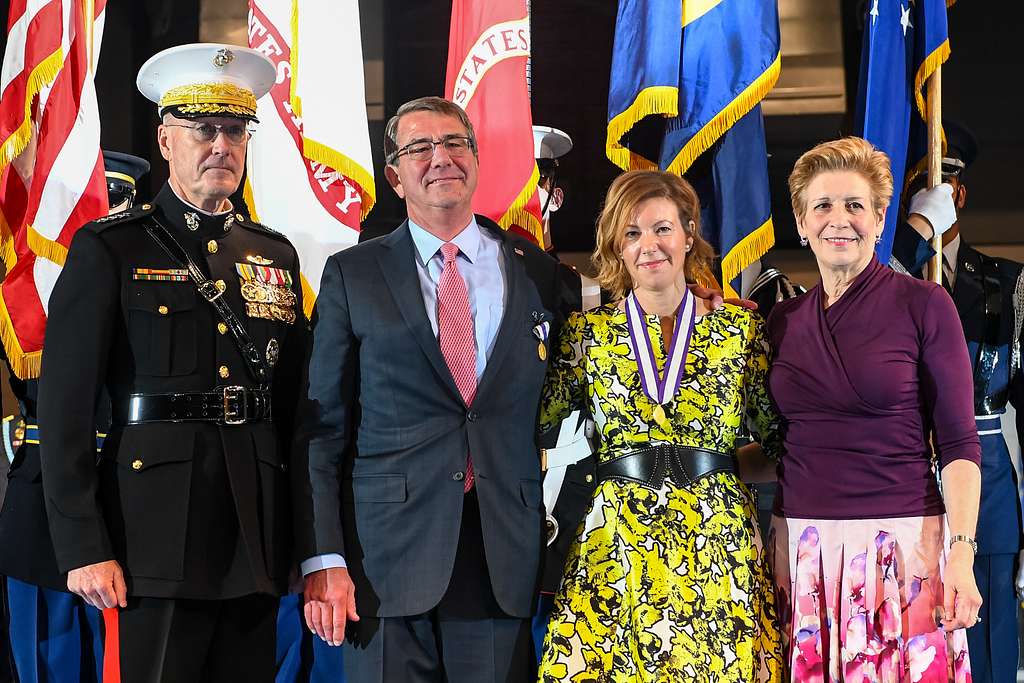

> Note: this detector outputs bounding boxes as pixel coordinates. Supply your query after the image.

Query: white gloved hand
[908,183,957,238]
[1017,549,1024,602]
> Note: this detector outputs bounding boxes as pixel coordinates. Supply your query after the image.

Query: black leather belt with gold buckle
[126,387,272,425]
[597,445,737,491]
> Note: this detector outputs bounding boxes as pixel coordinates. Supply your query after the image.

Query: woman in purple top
[760,137,982,681]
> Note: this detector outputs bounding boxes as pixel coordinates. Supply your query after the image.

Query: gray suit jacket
[293,216,576,618]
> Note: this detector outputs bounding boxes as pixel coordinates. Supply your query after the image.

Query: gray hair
[384,96,478,164]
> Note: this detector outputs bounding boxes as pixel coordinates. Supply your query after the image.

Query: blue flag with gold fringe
[855,0,949,264]
[606,0,780,296]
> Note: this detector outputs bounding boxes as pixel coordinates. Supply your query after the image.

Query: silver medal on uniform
[266,338,280,366]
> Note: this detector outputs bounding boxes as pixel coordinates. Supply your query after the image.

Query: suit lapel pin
[532,320,550,361]
[514,247,524,256]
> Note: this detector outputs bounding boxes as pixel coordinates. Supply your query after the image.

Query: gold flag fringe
[302,137,376,220]
[289,0,303,118]
[0,294,41,379]
[0,48,64,175]
[497,164,543,244]
[26,227,68,266]
[0,206,17,273]
[300,273,315,320]
[913,40,950,121]
[720,217,775,299]
[665,53,781,176]
[242,177,262,225]
[605,86,678,171]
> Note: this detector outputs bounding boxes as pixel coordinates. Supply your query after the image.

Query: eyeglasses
[390,135,475,163]
[164,122,255,145]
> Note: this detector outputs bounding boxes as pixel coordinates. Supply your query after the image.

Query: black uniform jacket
[38,184,308,600]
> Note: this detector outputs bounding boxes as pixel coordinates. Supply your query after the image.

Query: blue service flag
[700,105,774,297]
[606,0,780,296]
[855,0,949,264]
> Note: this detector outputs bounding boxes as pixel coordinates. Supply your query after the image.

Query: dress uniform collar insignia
[246,254,273,265]
[155,185,240,237]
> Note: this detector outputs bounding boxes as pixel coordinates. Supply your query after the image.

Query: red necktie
[437,243,476,492]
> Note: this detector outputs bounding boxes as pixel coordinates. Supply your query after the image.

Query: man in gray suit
[293,96,578,682]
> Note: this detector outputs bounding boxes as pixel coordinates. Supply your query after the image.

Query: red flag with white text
[445,0,542,244]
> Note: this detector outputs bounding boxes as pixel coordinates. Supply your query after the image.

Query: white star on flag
[900,3,913,36]
[870,0,880,26]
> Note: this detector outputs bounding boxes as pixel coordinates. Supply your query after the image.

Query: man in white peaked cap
[38,44,308,682]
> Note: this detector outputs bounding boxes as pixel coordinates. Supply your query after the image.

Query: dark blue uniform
[0,349,104,683]
[893,227,1024,683]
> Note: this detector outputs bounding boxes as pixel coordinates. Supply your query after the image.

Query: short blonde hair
[788,136,893,220]
[592,170,714,300]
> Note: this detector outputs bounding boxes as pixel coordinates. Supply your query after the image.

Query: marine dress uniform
[37,45,307,682]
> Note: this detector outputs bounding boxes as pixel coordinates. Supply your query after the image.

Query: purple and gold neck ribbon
[625,289,696,418]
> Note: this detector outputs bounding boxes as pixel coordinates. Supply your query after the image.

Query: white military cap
[137,43,276,122]
[532,126,573,160]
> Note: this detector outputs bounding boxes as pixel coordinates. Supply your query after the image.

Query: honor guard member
[738,260,806,537]
[891,121,1024,683]
[529,124,601,661]
[533,125,572,256]
[0,150,148,683]
[37,44,307,682]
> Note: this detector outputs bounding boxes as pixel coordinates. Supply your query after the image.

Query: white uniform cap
[137,43,276,121]
[532,126,573,160]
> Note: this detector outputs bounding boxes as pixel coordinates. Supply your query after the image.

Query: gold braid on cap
[160,82,257,118]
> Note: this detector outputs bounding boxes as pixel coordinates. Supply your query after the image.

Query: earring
[875,235,882,244]
[799,236,808,247]
[685,244,692,252]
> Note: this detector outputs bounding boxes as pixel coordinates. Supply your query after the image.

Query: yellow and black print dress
[536,303,783,683]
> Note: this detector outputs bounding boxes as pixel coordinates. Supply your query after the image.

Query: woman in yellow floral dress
[536,170,783,682]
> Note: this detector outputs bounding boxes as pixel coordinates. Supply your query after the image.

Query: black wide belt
[126,386,272,425]
[598,445,737,491]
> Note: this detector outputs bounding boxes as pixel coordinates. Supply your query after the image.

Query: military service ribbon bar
[132,268,189,281]
[235,263,293,287]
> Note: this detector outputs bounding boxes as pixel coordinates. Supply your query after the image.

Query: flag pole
[927,66,942,284]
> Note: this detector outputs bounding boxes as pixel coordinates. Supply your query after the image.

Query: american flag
[0,0,108,379]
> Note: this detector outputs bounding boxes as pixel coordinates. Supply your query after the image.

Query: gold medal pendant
[653,404,667,426]
[537,341,547,361]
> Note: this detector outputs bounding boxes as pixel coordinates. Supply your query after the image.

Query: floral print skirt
[768,515,971,682]
[537,475,783,683]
